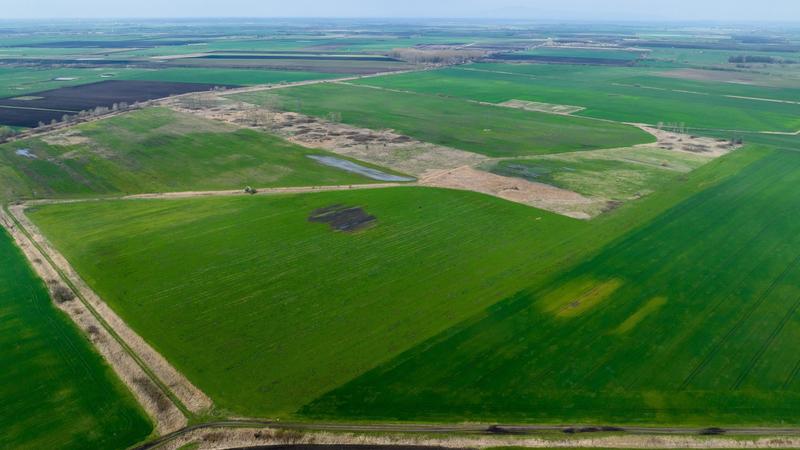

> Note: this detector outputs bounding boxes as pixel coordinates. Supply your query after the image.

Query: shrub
[52,284,75,303]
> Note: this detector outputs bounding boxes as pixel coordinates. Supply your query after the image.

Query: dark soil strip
[197,54,399,62]
[0,80,237,127]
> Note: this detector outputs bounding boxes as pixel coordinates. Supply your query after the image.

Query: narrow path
[19,183,412,210]
[123,182,412,200]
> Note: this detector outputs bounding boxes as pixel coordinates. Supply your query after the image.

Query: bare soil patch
[420,166,595,220]
[309,205,376,232]
[40,129,91,146]
[638,125,738,157]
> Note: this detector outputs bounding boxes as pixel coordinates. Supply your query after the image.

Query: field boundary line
[0,104,77,113]
[14,183,412,210]
[121,182,411,200]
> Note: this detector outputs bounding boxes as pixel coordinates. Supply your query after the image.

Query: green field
[304,147,800,426]
[0,227,152,449]
[0,107,393,201]
[353,65,800,132]
[164,57,414,74]
[25,145,762,419]
[26,188,586,416]
[0,67,146,98]
[511,47,644,61]
[487,146,710,203]
[116,68,343,85]
[232,82,654,157]
[9,20,800,437]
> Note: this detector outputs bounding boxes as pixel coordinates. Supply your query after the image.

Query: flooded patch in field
[15,148,36,159]
[309,204,376,232]
[308,155,415,182]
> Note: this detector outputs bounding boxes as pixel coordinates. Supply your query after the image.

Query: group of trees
[0,126,18,143]
[657,121,690,134]
[388,48,486,65]
[36,101,134,129]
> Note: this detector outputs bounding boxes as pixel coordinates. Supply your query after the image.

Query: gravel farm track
[136,419,800,450]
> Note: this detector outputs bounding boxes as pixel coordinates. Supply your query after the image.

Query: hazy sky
[6,0,800,22]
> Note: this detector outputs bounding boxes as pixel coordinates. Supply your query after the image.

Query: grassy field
[0,107,392,201]
[232,82,654,157]
[25,146,762,419]
[26,188,587,417]
[353,66,800,132]
[116,68,343,85]
[0,227,152,449]
[303,147,800,426]
[486,146,711,203]
[0,67,146,98]
[0,66,339,100]
[165,58,414,74]
[506,47,644,61]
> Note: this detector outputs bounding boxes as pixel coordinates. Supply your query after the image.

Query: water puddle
[308,155,414,182]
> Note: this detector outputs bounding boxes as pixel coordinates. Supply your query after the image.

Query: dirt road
[136,419,800,450]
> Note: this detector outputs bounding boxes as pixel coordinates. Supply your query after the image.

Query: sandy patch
[41,130,91,147]
[420,166,595,219]
[637,125,738,158]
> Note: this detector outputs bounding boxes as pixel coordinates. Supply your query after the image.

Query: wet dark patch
[309,204,376,232]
